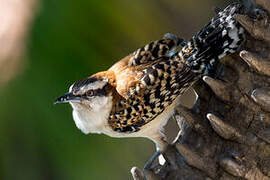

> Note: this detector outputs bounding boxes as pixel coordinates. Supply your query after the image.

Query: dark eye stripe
[92,88,106,96]
[81,88,106,99]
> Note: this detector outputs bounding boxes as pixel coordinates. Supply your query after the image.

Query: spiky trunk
[131,1,270,179]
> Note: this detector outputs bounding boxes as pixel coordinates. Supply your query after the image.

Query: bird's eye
[87,90,94,96]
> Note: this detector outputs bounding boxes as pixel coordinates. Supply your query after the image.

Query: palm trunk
[131,1,270,179]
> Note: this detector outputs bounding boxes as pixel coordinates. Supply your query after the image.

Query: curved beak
[54,93,81,104]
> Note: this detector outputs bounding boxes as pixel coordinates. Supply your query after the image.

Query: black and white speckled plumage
[181,3,245,74]
[107,3,245,133]
[109,57,196,132]
[56,4,246,144]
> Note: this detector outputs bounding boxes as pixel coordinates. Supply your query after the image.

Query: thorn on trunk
[175,143,217,178]
[131,167,145,180]
[203,76,231,102]
[240,51,270,77]
[206,113,239,140]
[251,88,270,112]
[235,14,270,42]
[219,157,246,177]
[176,106,208,134]
[254,0,270,13]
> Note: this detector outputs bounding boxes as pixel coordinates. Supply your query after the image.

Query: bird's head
[55,74,116,134]
[55,76,113,111]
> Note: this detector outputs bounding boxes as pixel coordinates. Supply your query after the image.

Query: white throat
[70,96,113,134]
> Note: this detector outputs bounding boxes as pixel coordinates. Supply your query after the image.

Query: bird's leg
[143,150,162,170]
[143,147,180,173]
[144,133,180,172]
[143,133,167,171]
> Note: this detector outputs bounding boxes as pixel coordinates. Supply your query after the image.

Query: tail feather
[179,3,245,74]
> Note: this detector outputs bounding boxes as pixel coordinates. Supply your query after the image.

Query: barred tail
[180,3,245,74]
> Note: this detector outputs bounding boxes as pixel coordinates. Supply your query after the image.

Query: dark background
[0,0,233,179]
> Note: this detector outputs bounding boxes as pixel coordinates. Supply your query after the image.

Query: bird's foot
[143,150,161,170]
[143,145,180,172]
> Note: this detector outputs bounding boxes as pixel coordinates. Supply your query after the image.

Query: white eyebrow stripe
[69,84,74,92]
[81,81,107,90]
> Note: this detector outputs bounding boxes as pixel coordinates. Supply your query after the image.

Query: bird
[55,3,245,168]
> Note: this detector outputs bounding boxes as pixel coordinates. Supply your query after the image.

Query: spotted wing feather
[109,57,197,132]
[128,34,185,66]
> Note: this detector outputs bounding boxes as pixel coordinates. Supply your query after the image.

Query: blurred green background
[0,0,232,179]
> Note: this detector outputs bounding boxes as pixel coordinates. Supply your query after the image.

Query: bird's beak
[54,93,81,104]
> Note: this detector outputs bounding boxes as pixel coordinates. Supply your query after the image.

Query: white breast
[69,94,180,150]
[70,96,113,134]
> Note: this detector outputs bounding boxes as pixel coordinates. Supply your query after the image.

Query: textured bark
[131,1,270,179]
